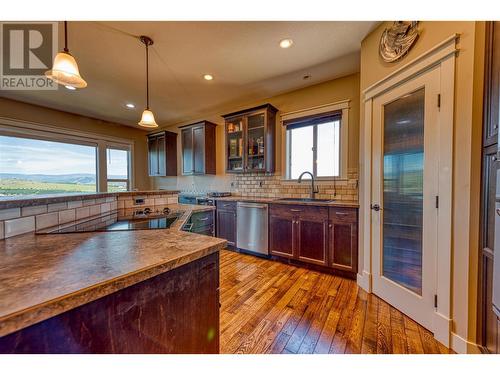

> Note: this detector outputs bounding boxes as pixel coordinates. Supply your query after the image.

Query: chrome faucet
[298,171,319,199]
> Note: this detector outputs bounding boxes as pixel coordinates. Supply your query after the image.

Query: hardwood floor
[219,249,453,354]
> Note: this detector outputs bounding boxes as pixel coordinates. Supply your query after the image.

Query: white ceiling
[0,21,378,130]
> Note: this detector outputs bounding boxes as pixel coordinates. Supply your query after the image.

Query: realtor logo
[0,22,58,90]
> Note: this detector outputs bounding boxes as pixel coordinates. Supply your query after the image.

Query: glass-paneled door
[371,66,440,330]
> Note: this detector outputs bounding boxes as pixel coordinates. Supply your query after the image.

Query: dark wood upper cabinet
[222,104,278,174]
[147,131,177,177]
[180,121,217,175]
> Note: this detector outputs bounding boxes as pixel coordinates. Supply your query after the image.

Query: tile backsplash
[232,168,358,201]
[154,168,358,201]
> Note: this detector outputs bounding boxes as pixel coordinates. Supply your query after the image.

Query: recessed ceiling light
[279,39,294,49]
[64,85,76,90]
[203,74,214,81]
[125,103,135,109]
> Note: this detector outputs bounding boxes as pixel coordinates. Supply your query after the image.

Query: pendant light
[138,35,159,128]
[45,21,87,89]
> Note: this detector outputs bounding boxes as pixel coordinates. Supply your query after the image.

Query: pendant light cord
[145,41,149,110]
[64,21,69,53]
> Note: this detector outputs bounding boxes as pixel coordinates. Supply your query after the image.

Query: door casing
[359,34,458,347]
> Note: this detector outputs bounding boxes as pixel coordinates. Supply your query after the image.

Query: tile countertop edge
[0,204,225,338]
[0,190,181,210]
[213,196,359,208]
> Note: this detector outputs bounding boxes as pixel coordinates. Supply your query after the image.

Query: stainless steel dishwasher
[236,202,268,255]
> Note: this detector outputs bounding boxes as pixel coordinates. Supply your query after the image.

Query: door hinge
[434,294,438,308]
[437,94,441,109]
[435,195,439,209]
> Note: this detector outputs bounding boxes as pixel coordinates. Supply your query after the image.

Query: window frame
[282,100,350,181]
[0,117,134,194]
[105,144,132,192]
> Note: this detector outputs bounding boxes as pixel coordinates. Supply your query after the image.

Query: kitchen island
[0,204,226,354]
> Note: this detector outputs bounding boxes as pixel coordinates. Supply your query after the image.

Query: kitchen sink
[276,198,335,203]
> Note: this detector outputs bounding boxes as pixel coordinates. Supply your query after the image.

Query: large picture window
[0,135,98,197]
[0,123,133,198]
[285,111,342,179]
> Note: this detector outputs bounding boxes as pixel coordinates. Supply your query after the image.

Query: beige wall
[0,98,151,191]
[152,73,360,190]
[359,21,485,347]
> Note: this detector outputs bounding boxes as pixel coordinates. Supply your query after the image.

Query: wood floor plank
[344,291,368,354]
[389,306,409,354]
[360,293,379,353]
[313,279,349,353]
[219,250,453,354]
[329,279,359,353]
[403,315,425,354]
[298,277,342,354]
[376,298,393,354]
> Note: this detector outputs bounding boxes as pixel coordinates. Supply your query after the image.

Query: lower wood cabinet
[269,203,358,276]
[269,207,295,258]
[329,207,358,273]
[216,201,237,247]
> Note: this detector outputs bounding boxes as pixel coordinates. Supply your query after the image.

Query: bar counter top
[0,204,225,337]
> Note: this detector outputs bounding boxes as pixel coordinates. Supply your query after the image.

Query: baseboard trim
[432,311,451,347]
[450,332,481,354]
[357,270,371,292]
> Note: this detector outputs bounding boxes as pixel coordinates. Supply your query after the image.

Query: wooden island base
[0,252,220,354]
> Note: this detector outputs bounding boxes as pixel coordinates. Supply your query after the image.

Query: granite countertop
[214,196,359,208]
[0,204,225,338]
[0,190,180,209]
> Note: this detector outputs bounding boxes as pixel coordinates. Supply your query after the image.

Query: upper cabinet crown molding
[223,103,278,174]
[180,120,217,175]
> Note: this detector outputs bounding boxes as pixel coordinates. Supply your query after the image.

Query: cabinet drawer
[193,225,214,237]
[190,211,214,229]
[329,207,357,223]
[216,200,237,212]
[270,204,328,220]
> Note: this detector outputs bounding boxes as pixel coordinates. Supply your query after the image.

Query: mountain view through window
[0,135,98,197]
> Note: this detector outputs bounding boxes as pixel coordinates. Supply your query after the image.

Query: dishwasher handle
[237,202,268,209]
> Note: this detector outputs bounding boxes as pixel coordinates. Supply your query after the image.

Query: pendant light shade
[138,109,158,128]
[45,21,87,89]
[138,35,158,128]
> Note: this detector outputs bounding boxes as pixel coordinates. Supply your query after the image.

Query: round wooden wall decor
[379,21,419,63]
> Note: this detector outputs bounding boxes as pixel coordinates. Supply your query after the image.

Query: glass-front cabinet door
[223,104,277,174]
[246,112,266,172]
[226,117,244,172]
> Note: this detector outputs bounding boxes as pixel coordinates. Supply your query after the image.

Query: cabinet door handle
[290,209,302,212]
[329,224,333,228]
[335,211,349,216]
[199,217,209,221]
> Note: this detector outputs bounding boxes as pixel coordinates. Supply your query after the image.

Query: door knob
[371,204,381,211]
